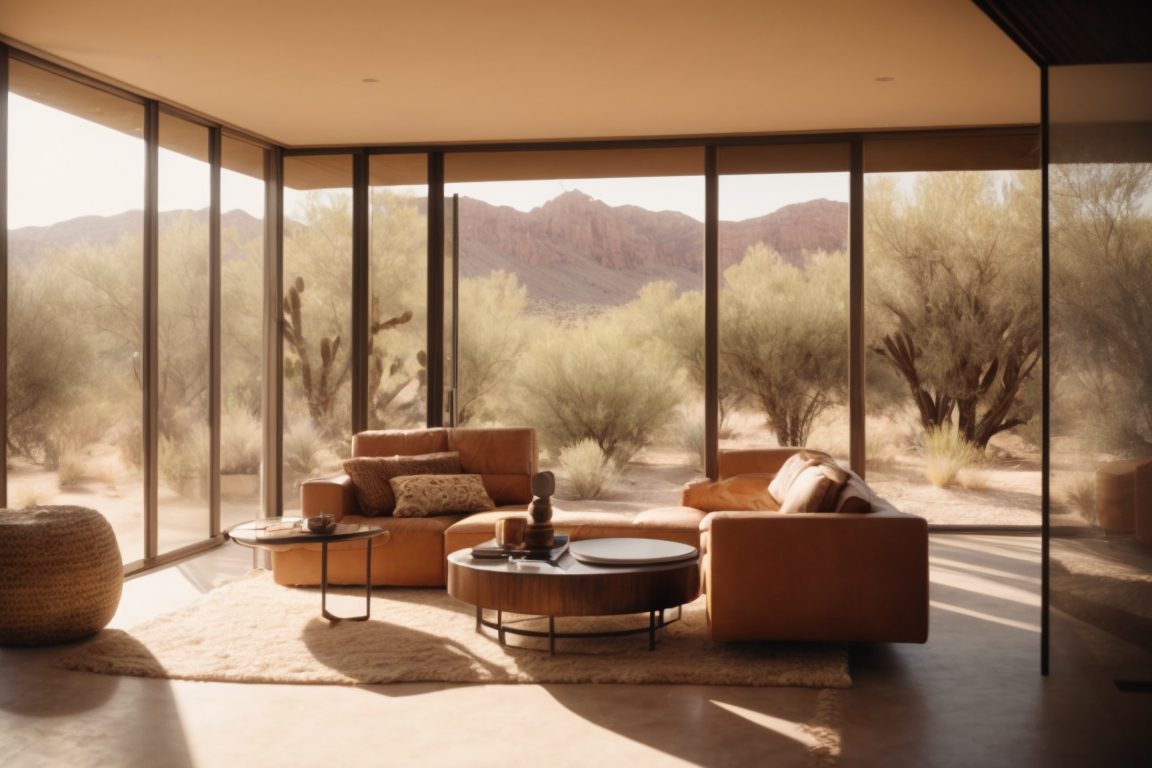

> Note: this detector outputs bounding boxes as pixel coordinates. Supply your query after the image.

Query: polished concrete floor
[1,534,1149,767]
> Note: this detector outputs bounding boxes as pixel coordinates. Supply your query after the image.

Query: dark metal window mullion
[262,148,284,518]
[143,101,160,559]
[208,126,222,536]
[0,47,9,509]
[704,147,719,479]
[849,139,865,477]
[351,152,370,433]
[426,153,445,427]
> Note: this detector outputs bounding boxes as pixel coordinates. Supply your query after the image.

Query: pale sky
[8,95,849,230]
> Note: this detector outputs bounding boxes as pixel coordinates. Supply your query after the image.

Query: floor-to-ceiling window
[445,148,705,509]
[281,154,353,510]
[1048,63,1152,674]
[220,134,267,529]
[6,59,147,564]
[717,143,851,461]
[863,133,1042,527]
[367,154,428,430]
[157,111,211,552]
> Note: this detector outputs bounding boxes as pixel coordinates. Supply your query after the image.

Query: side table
[227,519,389,623]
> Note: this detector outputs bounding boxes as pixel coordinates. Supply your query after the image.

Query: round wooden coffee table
[447,537,700,652]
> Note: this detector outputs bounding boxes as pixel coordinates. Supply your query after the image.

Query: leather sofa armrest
[705,509,928,643]
[300,474,357,520]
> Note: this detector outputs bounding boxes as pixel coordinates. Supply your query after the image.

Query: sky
[6,95,852,229]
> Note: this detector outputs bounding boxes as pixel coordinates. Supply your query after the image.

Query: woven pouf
[0,506,123,646]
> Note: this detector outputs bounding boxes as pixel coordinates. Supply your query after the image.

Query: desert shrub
[922,424,982,488]
[668,409,707,472]
[558,439,617,500]
[512,315,684,465]
[221,406,262,474]
[456,270,531,425]
[56,454,87,490]
[159,427,210,497]
[1060,473,1097,525]
[283,418,339,488]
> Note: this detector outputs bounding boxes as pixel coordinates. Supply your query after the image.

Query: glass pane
[220,135,266,528]
[282,155,353,510]
[367,154,428,429]
[6,61,146,564]
[157,112,211,552]
[863,137,1042,526]
[717,146,851,461]
[446,148,705,510]
[1049,63,1152,672]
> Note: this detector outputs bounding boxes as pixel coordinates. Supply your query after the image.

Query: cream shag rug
[57,571,850,688]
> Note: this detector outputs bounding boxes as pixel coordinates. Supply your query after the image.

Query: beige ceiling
[0,0,1038,148]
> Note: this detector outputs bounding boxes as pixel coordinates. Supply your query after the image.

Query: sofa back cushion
[353,428,449,458]
[352,427,537,507]
[767,451,823,503]
[778,463,847,513]
[834,468,874,514]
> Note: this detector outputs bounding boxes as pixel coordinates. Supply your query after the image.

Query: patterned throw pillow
[390,474,495,518]
[342,451,461,516]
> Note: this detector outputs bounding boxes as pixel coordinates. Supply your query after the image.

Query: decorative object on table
[306,513,338,534]
[523,470,556,551]
[495,516,527,548]
[0,505,123,647]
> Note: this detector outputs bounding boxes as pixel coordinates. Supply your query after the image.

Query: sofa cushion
[834,469,874,514]
[778,463,847,513]
[682,475,779,512]
[390,473,496,517]
[768,451,821,503]
[342,451,461,516]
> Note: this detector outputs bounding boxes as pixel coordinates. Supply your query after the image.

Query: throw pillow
[342,451,462,516]
[390,474,496,518]
[778,464,847,514]
[767,451,820,504]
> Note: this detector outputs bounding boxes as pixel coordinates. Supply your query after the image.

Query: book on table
[471,535,569,564]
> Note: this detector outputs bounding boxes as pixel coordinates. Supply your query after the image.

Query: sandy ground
[5,410,1110,565]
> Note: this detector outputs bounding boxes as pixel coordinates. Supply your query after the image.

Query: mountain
[7,192,847,310]
[455,190,847,307]
[8,209,266,264]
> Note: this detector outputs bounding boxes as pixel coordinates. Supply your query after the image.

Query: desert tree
[455,270,531,425]
[721,244,848,446]
[866,171,1041,451]
[1050,162,1152,451]
[511,304,685,464]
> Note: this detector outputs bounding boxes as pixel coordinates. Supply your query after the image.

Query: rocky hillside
[8,192,847,308]
[456,191,847,306]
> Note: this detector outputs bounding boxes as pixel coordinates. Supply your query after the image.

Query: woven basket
[0,506,123,646]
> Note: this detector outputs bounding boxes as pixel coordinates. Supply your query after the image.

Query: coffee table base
[320,539,373,624]
[474,605,683,654]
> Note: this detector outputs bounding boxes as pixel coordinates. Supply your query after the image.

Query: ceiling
[0,0,1039,148]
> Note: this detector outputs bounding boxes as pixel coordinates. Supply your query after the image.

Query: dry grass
[922,425,982,488]
[557,439,617,500]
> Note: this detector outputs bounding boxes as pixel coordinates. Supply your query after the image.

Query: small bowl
[306,514,337,534]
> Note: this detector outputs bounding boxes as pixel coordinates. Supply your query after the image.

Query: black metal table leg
[321,539,373,624]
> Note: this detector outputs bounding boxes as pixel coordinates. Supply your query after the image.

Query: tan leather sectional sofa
[273,426,928,644]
